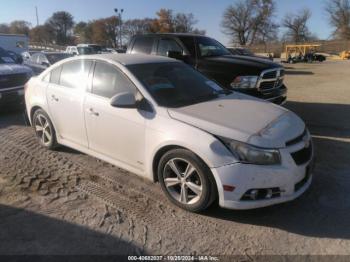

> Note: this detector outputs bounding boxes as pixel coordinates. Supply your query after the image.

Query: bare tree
[123,18,156,41]
[29,25,55,44]
[0,24,10,34]
[282,9,312,43]
[150,9,205,34]
[74,22,93,43]
[221,0,278,46]
[250,0,279,44]
[326,0,350,39]
[47,11,75,45]
[9,21,31,35]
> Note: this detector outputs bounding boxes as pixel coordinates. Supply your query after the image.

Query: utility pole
[35,6,39,26]
[114,8,124,48]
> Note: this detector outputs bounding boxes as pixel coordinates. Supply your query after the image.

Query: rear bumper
[0,86,25,109]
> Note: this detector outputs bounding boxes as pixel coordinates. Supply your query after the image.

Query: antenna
[35,6,39,26]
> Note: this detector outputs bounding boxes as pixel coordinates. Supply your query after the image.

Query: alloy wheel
[163,158,203,205]
[34,114,52,146]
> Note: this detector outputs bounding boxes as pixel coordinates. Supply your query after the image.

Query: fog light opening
[241,188,281,201]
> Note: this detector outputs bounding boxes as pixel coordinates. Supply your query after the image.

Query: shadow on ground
[0,108,27,128]
[285,70,314,75]
[0,204,144,257]
[285,101,350,138]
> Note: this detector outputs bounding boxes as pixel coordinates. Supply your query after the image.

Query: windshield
[0,48,15,64]
[239,49,254,56]
[89,45,102,53]
[197,37,231,57]
[78,47,96,55]
[127,62,230,108]
[46,53,71,64]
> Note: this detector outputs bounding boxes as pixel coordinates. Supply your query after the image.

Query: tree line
[1,0,350,47]
[222,0,350,45]
[0,9,204,47]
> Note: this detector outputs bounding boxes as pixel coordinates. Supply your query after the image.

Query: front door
[84,61,145,170]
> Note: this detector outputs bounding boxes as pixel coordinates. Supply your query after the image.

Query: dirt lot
[0,60,350,257]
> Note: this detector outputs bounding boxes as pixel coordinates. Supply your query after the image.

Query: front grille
[262,71,277,79]
[258,69,284,92]
[0,73,28,89]
[260,81,276,90]
[286,129,307,146]
[291,144,312,165]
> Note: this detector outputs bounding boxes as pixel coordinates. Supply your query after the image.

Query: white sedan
[25,54,314,212]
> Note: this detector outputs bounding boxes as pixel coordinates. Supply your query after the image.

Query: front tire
[158,149,217,212]
[32,109,58,150]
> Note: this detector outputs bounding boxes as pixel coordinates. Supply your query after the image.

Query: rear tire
[32,109,58,150]
[158,149,217,212]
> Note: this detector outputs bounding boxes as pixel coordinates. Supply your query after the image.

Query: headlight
[231,76,258,89]
[220,137,281,165]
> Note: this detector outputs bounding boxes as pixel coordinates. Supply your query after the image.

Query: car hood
[0,63,32,76]
[204,54,280,72]
[168,93,305,148]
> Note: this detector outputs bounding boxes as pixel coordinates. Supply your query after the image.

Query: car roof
[40,51,68,55]
[75,53,178,66]
[138,33,205,38]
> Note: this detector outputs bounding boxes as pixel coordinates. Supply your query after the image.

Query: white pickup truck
[0,47,32,109]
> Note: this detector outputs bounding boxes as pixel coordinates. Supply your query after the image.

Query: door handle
[88,108,99,116]
[51,94,59,102]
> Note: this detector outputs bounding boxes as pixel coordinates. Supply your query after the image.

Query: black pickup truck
[126,34,287,104]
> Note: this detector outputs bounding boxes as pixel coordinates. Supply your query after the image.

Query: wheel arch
[30,105,43,125]
[152,144,219,206]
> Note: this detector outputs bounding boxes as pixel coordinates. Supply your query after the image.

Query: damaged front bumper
[210,138,314,210]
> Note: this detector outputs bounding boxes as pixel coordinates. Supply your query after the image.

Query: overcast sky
[1,0,333,44]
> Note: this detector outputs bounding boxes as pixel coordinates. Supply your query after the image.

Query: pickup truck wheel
[158,149,216,212]
[33,109,58,150]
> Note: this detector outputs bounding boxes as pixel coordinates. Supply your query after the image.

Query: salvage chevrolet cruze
[25,54,314,212]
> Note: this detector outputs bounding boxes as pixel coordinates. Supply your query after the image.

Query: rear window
[59,60,92,89]
[131,37,155,54]
[50,66,62,85]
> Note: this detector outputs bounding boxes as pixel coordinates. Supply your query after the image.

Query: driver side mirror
[167,50,184,61]
[110,92,137,108]
[41,61,50,67]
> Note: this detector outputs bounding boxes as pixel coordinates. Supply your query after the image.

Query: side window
[60,60,92,89]
[30,54,39,63]
[38,54,47,64]
[50,66,62,85]
[43,72,51,83]
[131,37,155,54]
[92,62,136,98]
[179,36,196,56]
[157,38,183,56]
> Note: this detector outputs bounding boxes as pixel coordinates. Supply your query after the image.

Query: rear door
[46,60,92,148]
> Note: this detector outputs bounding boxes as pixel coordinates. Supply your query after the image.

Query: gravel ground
[0,60,349,256]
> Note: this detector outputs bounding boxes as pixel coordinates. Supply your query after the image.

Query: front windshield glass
[0,48,15,64]
[127,62,230,108]
[197,37,231,57]
[46,53,71,64]
[78,47,96,55]
[240,49,254,56]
